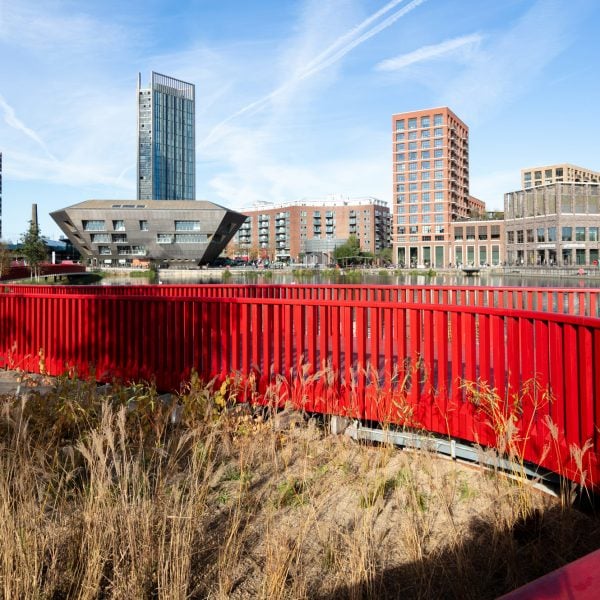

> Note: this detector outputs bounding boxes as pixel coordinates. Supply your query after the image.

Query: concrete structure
[392,107,469,268]
[51,200,246,266]
[504,183,600,266]
[137,72,195,201]
[450,218,505,266]
[229,197,391,264]
[0,151,2,239]
[521,163,600,189]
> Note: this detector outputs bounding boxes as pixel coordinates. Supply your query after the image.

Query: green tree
[333,235,362,266]
[0,243,13,279]
[376,247,393,265]
[20,220,47,279]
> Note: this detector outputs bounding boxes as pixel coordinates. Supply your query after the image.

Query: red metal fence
[0,284,599,488]
[3,283,600,316]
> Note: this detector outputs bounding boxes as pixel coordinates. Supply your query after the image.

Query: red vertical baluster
[307,304,317,374]
[251,303,261,378]
[578,324,594,449]
[273,304,282,376]
[563,323,580,457]
[408,308,421,409]
[450,311,463,436]
[230,302,239,373]
[421,308,434,431]
[434,310,449,436]
[319,304,328,372]
[284,304,293,376]
[211,301,220,377]
[294,303,304,372]
[356,306,366,419]
[343,305,353,415]
[262,303,272,384]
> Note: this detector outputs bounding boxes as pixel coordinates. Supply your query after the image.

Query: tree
[376,247,393,265]
[20,220,47,279]
[333,235,362,266]
[0,243,12,279]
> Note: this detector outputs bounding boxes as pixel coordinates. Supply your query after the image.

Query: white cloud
[440,0,578,121]
[375,33,482,71]
[0,94,56,159]
[201,0,427,147]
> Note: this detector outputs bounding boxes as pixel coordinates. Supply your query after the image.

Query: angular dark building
[137,72,195,201]
[51,200,246,267]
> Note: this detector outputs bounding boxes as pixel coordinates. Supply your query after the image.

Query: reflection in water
[142,269,600,289]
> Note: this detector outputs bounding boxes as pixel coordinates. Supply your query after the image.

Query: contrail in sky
[202,0,427,146]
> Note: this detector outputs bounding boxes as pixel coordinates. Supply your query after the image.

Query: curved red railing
[3,283,600,316]
[0,284,599,489]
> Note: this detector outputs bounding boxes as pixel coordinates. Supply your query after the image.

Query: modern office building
[0,151,2,239]
[504,183,600,266]
[51,200,246,266]
[521,164,600,189]
[229,197,391,263]
[137,72,195,201]
[391,107,469,268]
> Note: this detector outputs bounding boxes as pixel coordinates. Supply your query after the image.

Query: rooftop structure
[521,163,600,189]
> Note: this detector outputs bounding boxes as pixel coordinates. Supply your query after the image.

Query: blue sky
[1,0,599,242]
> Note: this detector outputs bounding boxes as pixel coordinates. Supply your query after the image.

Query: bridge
[1,282,599,495]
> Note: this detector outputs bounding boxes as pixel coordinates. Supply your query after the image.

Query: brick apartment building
[228,197,391,264]
[391,107,471,268]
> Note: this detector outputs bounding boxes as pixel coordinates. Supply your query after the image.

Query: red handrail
[0,285,599,489]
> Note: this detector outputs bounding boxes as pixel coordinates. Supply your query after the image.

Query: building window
[422,215,431,223]
[548,227,557,242]
[454,227,463,240]
[433,114,443,126]
[139,220,149,231]
[112,233,127,243]
[422,184,430,192]
[537,228,545,242]
[589,227,599,242]
[420,116,430,127]
[507,231,514,243]
[175,220,201,231]
[422,161,430,169]
[422,204,430,212]
[434,215,444,223]
[408,117,417,129]
[434,149,443,158]
[526,229,533,242]
[408,152,417,160]
[112,220,126,231]
[466,226,475,240]
[434,203,444,212]
[98,246,111,255]
[434,139,443,148]
[396,119,405,131]
[409,183,418,191]
[421,140,431,149]
[576,227,585,241]
[434,181,443,189]
[434,170,443,179]
[90,233,111,243]
[434,192,444,200]
[408,131,417,140]
[157,233,174,243]
[421,150,430,159]
[83,220,106,231]
[409,173,417,181]
[562,227,572,241]
[409,205,418,213]
[409,162,418,171]
[421,171,430,180]
[408,141,417,150]
[517,230,524,244]
[396,133,404,141]
[435,225,444,233]
[409,225,418,233]
[434,159,443,169]
[421,129,430,138]
[175,233,208,243]
[434,127,443,137]
[396,153,405,161]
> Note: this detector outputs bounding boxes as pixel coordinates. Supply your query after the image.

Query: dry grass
[0,372,599,599]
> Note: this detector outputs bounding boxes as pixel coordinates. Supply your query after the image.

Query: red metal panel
[356,306,366,417]
[408,308,421,407]
[563,323,580,447]
[251,303,261,376]
[307,305,317,373]
[578,325,594,447]
[273,303,282,375]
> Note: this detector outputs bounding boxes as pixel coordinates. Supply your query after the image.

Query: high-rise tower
[137,72,195,201]
[391,107,469,268]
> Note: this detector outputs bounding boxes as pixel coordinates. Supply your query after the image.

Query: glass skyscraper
[137,72,195,201]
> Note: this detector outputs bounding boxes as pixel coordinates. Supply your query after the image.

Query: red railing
[0,263,84,281]
[0,284,599,488]
[3,283,600,316]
